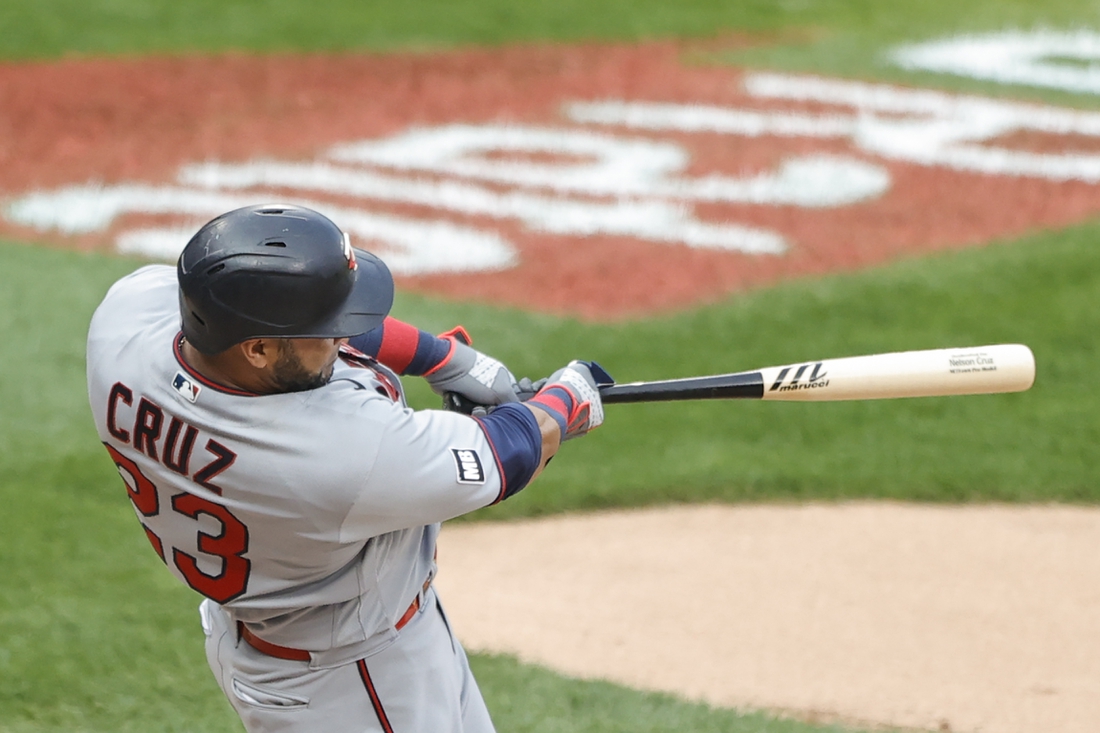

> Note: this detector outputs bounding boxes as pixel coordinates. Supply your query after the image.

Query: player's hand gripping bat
[444,344,1035,413]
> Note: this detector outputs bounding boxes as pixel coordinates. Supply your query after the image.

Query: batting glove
[424,326,522,407]
[527,361,605,441]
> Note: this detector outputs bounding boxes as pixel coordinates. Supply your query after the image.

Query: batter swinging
[85,204,604,732]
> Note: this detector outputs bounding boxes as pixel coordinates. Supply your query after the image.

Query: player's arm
[340,362,603,538]
[347,317,521,406]
[481,360,605,482]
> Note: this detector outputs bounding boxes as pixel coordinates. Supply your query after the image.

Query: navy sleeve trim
[474,403,543,502]
[348,328,384,361]
[404,334,451,376]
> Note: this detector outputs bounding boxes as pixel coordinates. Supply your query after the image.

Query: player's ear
[238,338,275,369]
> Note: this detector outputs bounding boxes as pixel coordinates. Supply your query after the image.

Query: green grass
[0,471,234,733]
[472,653,863,733]
[0,0,778,59]
[3,0,1100,61]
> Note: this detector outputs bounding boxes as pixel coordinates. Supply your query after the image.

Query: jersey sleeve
[338,402,529,541]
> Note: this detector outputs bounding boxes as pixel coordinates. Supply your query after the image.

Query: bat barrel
[758,343,1036,402]
[594,344,1035,405]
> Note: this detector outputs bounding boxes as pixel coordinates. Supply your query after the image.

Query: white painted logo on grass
[11,34,1100,275]
[891,30,1100,94]
[8,185,517,275]
[5,122,899,266]
[571,71,1100,182]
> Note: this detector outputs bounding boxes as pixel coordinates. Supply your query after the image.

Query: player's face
[272,337,346,393]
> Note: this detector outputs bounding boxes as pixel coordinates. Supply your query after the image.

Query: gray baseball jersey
[87,265,514,730]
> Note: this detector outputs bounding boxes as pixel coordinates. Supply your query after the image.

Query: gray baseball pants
[201,588,496,732]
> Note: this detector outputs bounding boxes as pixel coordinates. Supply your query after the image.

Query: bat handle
[443,392,484,415]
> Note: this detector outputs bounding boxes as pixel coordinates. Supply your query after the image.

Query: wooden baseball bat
[595,344,1035,403]
[444,344,1034,413]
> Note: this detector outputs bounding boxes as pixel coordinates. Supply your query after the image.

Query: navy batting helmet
[177,204,394,354]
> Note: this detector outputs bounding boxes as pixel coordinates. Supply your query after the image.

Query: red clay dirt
[1,42,1098,318]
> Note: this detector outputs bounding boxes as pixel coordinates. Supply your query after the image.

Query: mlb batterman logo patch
[173,372,202,403]
[451,449,485,485]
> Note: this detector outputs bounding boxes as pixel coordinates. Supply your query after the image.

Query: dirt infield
[435,504,1100,733]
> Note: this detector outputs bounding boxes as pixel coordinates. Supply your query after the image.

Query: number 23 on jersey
[104,381,251,604]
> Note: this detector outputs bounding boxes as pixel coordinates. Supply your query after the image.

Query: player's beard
[272,341,334,393]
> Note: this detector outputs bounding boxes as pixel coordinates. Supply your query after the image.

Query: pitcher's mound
[435,502,1100,733]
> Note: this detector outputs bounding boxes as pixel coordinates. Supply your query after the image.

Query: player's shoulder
[294,369,444,440]
[308,372,486,449]
[97,263,176,312]
[105,263,174,290]
[303,369,408,420]
[90,264,177,333]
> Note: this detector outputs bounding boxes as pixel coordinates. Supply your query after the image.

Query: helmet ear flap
[177,205,393,354]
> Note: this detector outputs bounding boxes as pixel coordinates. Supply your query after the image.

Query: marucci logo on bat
[769,363,830,392]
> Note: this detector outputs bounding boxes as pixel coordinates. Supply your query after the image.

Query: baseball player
[85,204,604,732]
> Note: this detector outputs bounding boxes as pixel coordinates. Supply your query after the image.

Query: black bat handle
[443,393,488,415]
[599,371,764,403]
[444,365,765,414]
